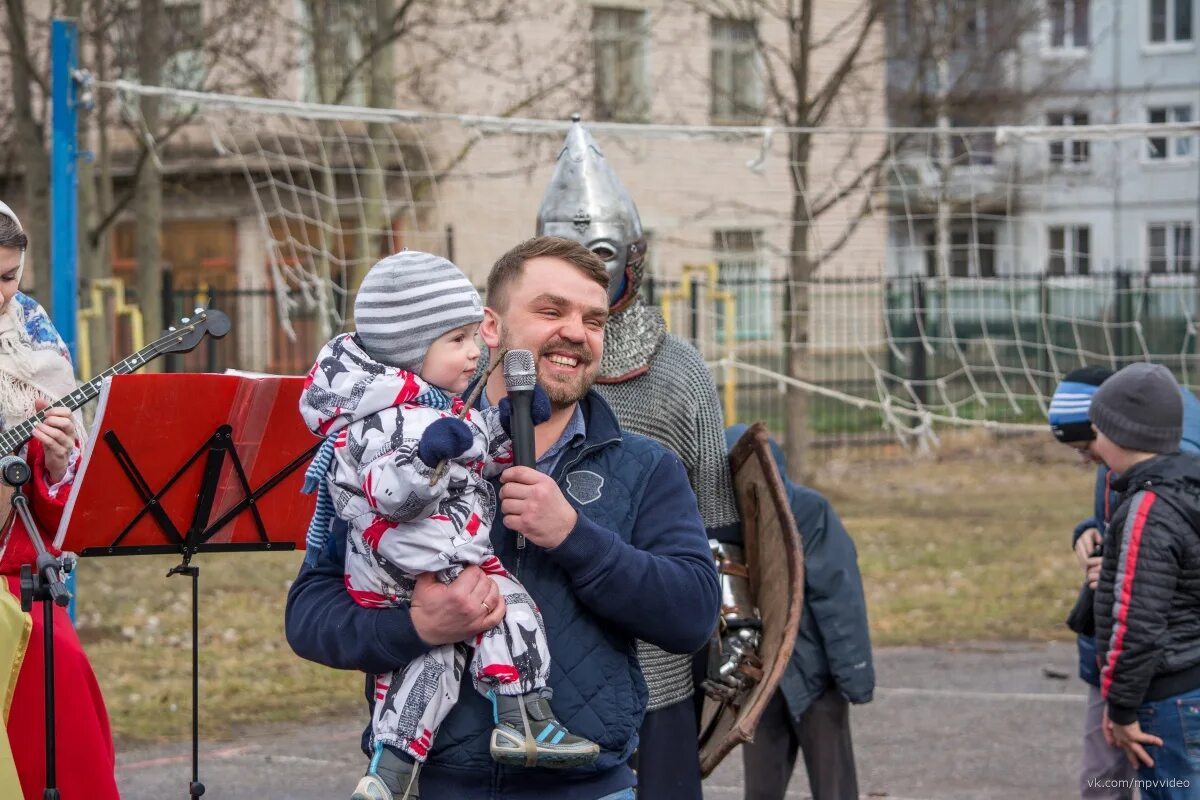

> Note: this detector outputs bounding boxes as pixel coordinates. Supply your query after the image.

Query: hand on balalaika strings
[30,397,78,485]
[0,398,76,529]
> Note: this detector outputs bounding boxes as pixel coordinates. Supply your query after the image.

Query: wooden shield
[698,422,805,777]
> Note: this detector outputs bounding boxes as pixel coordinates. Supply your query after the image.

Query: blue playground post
[51,19,79,357]
[50,18,80,621]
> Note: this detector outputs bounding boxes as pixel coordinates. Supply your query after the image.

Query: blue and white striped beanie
[1049,366,1114,443]
[353,251,484,374]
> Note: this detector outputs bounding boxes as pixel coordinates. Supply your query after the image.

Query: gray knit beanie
[1088,362,1182,454]
[353,250,484,374]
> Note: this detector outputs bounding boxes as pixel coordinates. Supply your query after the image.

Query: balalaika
[0,307,231,513]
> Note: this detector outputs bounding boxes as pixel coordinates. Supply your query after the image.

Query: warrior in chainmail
[536,116,757,798]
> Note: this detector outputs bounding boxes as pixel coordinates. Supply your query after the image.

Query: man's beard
[498,330,597,408]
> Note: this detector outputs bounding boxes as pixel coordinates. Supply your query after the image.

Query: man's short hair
[486,236,609,311]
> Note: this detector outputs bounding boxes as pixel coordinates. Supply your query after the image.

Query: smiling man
[286,236,718,800]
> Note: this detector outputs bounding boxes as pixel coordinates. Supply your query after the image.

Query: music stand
[57,373,318,799]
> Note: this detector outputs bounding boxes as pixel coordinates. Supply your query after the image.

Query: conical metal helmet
[536,115,646,307]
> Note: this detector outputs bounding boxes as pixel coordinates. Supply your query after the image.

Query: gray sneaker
[351,746,420,800]
[350,774,394,800]
[489,689,600,769]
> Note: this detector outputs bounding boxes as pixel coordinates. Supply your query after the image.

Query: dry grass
[77,551,363,746]
[77,433,1094,743]
[817,433,1094,646]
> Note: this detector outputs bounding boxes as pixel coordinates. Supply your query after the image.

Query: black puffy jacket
[1094,452,1200,725]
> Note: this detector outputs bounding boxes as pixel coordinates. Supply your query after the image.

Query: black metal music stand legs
[8,457,71,800]
[167,563,205,799]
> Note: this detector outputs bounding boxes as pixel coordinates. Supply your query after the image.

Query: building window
[1047,225,1091,275]
[110,0,205,89]
[593,7,649,123]
[1147,105,1195,160]
[1149,0,1194,44]
[304,0,368,104]
[957,0,990,49]
[1048,111,1091,165]
[1048,0,1090,48]
[893,0,912,42]
[715,230,773,341]
[163,1,205,90]
[950,118,996,166]
[1148,223,1195,273]
[710,18,762,124]
[924,228,998,278]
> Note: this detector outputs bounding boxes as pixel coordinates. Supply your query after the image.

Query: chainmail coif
[595,309,740,711]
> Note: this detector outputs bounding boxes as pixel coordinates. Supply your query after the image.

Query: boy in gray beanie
[1088,362,1200,795]
[1089,362,1182,456]
[299,251,597,800]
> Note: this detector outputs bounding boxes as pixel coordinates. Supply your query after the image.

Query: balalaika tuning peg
[193,307,204,315]
[168,326,176,332]
[181,317,190,324]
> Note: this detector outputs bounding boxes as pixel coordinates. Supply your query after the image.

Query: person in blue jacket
[1050,366,1200,800]
[724,424,874,800]
[285,236,719,800]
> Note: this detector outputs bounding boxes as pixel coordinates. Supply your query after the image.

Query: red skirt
[4,574,119,799]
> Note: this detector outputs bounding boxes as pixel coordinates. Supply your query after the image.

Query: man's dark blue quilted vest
[424,391,663,780]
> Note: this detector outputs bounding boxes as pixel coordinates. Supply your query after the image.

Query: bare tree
[2,0,52,309]
[292,0,589,336]
[1,0,293,368]
[675,0,1058,476]
[4,0,588,359]
[134,0,164,354]
[666,0,888,476]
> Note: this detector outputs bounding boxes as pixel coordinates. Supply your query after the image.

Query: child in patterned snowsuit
[299,251,598,800]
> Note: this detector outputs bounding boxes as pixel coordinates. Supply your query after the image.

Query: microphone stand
[5,455,71,800]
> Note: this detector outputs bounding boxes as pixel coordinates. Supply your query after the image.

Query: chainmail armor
[596,326,740,711]
[595,298,665,383]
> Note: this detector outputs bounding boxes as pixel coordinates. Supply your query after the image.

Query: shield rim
[698,421,805,777]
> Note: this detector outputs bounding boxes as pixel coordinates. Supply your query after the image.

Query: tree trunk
[70,0,106,374]
[305,0,339,339]
[785,130,814,480]
[934,52,951,339]
[4,0,52,309]
[136,0,164,360]
[358,0,395,287]
[86,3,116,373]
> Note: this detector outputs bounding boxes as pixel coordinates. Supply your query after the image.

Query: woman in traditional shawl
[0,200,119,799]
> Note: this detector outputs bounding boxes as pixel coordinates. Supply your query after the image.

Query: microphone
[0,455,31,488]
[503,349,537,469]
[0,454,69,606]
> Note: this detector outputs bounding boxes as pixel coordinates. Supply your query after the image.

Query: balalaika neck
[0,333,182,456]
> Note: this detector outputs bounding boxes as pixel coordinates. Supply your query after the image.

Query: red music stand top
[57,373,317,556]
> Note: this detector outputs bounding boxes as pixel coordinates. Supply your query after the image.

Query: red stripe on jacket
[1101,491,1157,699]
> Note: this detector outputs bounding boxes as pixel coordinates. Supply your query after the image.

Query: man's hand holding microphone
[497,350,573,549]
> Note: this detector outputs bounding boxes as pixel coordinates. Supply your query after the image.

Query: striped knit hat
[1049,366,1114,443]
[353,250,484,374]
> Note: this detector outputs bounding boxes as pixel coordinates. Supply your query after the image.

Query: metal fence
[75,277,327,379]
[75,269,1200,456]
[649,270,1200,452]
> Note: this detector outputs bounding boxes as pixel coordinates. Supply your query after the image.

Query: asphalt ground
[113,640,1085,799]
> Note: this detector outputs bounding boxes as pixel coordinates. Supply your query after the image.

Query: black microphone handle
[508,389,536,468]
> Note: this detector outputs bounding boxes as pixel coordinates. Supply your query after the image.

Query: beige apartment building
[3,0,886,373]
[431,1,888,358]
